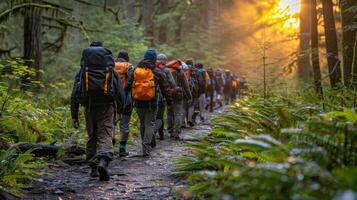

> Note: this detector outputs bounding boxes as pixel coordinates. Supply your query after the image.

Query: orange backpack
[132,67,156,101]
[232,79,238,89]
[115,62,130,88]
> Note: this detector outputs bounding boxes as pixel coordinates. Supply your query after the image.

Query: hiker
[124,48,173,156]
[185,60,200,126]
[114,50,134,157]
[71,41,125,181]
[155,53,176,140]
[206,67,216,112]
[194,63,207,121]
[167,59,192,140]
[238,75,248,98]
[231,74,239,101]
[181,61,191,128]
[215,69,224,107]
[223,69,233,105]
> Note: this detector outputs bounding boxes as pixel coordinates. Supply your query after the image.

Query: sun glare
[278,0,300,29]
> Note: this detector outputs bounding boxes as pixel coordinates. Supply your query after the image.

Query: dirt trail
[23,109,224,200]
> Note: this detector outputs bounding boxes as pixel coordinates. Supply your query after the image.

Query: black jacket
[125,59,173,108]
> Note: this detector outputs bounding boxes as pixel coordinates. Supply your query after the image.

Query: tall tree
[23,0,43,82]
[297,0,312,81]
[158,0,169,43]
[322,0,342,87]
[142,0,154,46]
[341,0,357,86]
[311,0,323,96]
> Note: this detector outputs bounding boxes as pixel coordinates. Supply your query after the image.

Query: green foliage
[0,147,40,196]
[175,92,357,199]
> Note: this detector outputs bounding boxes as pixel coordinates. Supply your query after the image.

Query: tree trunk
[297,0,312,81]
[352,34,357,86]
[121,0,136,22]
[142,0,154,46]
[311,0,323,96]
[322,0,342,87]
[341,0,357,86]
[158,0,169,43]
[23,0,42,85]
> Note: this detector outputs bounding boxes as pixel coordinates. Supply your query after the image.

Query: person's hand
[72,118,80,129]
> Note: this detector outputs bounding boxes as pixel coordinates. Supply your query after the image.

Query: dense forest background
[0,0,357,198]
[1,0,355,92]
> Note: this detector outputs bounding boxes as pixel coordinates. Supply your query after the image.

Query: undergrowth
[174,90,357,200]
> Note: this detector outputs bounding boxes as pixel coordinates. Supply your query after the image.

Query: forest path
[24,108,225,200]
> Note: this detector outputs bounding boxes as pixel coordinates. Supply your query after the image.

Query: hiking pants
[198,93,205,118]
[166,104,174,134]
[187,102,195,123]
[172,100,184,137]
[120,114,131,142]
[224,93,231,105]
[85,104,114,163]
[136,106,157,155]
[155,100,165,134]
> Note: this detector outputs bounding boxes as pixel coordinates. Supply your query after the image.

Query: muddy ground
[23,109,224,200]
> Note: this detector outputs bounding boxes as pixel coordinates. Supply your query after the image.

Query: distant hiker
[155,53,176,140]
[114,50,134,157]
[223,69,233,105]
[125,48,173,156]
[215,69,224,107]
[238,75,248,98]
[206,67,216,112]
[167,59,192,140]
[194,63,207,121]
[231,74,238,101]
[181,61,191,128]
[185,60,199,126]
[71,41,125,181]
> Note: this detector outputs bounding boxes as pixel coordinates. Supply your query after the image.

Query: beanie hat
[157,53,168,64]
[144,48,157,62]
[117,50,129,62]
[90,41,102,47]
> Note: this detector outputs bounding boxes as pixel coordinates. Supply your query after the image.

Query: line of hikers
[70,42,248,181]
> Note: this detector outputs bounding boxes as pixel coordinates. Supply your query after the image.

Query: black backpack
[77,46,120,104]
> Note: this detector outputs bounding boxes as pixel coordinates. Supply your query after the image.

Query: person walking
[167,59,192,140]
[114,50,134,157]
[125,48,173,156]
[71,41,125,181]
[155,53,176,140]
[194,63,207,121]
[223,69,233,105]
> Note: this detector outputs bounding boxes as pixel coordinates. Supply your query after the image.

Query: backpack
[132,67,156,101]
[78,46,118,104]
[115,61,130,88]
[216,75,223,87]
[196,69,206,94]
[232,79,238,89]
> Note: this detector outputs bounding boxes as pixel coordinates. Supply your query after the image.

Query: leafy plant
[175,93,357,199]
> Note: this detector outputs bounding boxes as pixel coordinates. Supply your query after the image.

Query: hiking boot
[90,166,99,177]
[159,131,164,140]
[97,158,110,181]
[151,135,156,148]
[119,148,129,157]
[173,135,180,141]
